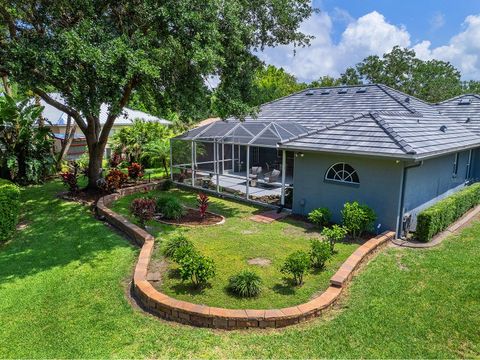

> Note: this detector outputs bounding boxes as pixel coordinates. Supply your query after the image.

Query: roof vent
[405,97,410,103]
[440,125,448,132]
[338,88,348,94]
[458,98,472,105]
[320,89,331,95]
[356,87,367,93]
[305,90,315,96]
[466,117,472,123]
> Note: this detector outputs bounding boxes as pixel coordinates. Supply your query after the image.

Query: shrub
[341,201,376,239]
[156,195,185,220]
[163,234,194,258]
[308,207,331,227]
[127,162,144,181]
[109,152,122,168]
[321,225,348,253]
[0,179,20,242]
[416,183,480,242]
[309,239,331,269]
[102,169,128,192]
[161,179,174,191]
[178,253,216,287]
[197,192,209,219]
[228,270,262,297]
[130,197,156,227]
[59,169,79,193]
[280,250,310,286]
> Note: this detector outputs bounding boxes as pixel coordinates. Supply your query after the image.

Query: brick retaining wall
[97,182,395,329]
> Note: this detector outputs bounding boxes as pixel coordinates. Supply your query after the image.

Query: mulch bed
[154,208,224,226]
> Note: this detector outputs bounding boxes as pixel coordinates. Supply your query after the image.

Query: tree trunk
[56,116,77,170]
[87,144,105,189]
[1,74,12,96]
[162,159,169,177]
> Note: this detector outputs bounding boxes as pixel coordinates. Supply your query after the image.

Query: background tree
[0,0,313,189]
[309,76,340,88]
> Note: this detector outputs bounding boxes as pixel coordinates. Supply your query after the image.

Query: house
[172,84,480,238]
[35,93,171,160]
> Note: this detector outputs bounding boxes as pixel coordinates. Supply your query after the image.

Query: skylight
[320,89,330,95]
[338,88,348,94]
[305,90,315,96]
[356,87,367,93]
[458,98,472,105]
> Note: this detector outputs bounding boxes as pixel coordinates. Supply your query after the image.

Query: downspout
[396,160,423,239]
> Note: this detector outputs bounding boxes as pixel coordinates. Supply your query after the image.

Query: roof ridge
[376,84,419,114]
[370,112,416,155]
[437,93,480,104]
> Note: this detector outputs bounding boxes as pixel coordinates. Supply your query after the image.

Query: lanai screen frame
[170,121,308,207]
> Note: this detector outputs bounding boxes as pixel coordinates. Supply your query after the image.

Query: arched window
[325,163,359,184]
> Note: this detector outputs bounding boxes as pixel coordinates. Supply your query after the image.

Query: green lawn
[110,188,358,309]
[0,181,479,358]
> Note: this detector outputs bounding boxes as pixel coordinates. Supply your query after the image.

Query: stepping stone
[249,210,289,223]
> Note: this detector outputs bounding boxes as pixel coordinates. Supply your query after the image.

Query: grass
[110,188,358,309]
[0,180,479,358]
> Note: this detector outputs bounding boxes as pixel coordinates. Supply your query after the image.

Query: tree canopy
[0,0,314,188]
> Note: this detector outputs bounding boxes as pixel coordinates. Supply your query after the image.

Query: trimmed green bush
[0,179,20,242]
[156,195,185,220]
[309,239,331,269]
[416,183,480,242]
[163,234,194,258]
[341,201,376,239]
[308,207,332,227]
[281,250,310,286]
[321,225,348,253]
[178,252,216,287]
[228,270,263,297]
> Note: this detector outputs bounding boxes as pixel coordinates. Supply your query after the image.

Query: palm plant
[0,94,55,184]
[142,139,171,176]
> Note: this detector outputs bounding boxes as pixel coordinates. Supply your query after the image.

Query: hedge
[416,183,480,242]
[0,179,20,242]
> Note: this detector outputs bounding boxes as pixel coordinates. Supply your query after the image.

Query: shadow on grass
[272,279,297,295]
[0,181,133,285]
[169,282,212,296]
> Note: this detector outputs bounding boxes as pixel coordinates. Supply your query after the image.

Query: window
[453,153,459,177]
[325,163,359,184]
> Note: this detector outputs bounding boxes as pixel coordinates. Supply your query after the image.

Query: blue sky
[259,0,480,81]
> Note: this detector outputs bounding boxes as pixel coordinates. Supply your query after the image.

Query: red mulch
[155,208,223,226]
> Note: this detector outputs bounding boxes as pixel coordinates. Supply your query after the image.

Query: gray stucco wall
[403,150,472,226]
[292,152,403,233]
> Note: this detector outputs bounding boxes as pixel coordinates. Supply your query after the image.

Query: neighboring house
[173,84,480,238]
[35,93,171,160]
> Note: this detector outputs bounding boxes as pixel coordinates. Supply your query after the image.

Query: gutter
[396,161,423,238]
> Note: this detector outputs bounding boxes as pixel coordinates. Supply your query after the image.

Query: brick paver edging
[96,182,395,329]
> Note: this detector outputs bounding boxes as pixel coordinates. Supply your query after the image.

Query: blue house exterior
[173,85,480,238]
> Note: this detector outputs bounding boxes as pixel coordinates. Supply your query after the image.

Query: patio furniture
[264,169,280,183]
[250,166,262,179]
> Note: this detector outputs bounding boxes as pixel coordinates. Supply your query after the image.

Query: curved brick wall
[97,182,395,329]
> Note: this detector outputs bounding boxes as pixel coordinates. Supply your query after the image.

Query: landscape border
[96,181,395,329]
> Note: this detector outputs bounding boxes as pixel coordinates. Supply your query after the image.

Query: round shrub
[178,252,216,287]
[341,201,376,239]
[280,250,310,286]
[163,235,194,258]
[130,197,156,227]
[309,239,331,269]
[127,162,144,180]
[0,179,20,242]
[172,243,198,263]
[156,195,185,220]
[308,207,332,227]
[228,270,263,298]
[321,225,348,253]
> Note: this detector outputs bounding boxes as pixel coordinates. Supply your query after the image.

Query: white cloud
[258,11,410,82]
[258,11,480,82]
[430,12,445,31]
[413,15,480,79]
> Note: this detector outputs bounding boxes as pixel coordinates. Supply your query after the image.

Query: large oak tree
[0,0,313,188]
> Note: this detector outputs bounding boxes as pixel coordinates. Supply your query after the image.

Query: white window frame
[325,163,360,184]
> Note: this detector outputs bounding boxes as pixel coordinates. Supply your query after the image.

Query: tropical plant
[163,234,194,258]
[59,165,80,193]
[308,207,332,228]
[101,169,128,193]
[156,196,185,220]
[309,239,331,269]
[197,192,209,219]
[0,94,55,184]
[341,201,376,240]
[127,162,144,181]
[228,270,263,297]
[321,225,348,253]
[130,197,156,227]
[177,253,216,288]
[141,138,171,176]
[281,250,310,286]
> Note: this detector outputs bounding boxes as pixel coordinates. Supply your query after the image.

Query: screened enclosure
[170,121,310,208]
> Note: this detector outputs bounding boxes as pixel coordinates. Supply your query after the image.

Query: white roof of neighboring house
[35,93,171,126]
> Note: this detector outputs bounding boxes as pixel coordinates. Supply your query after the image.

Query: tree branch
[33,88,88,132]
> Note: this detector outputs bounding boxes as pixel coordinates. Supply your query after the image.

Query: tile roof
[178,84,480,159]
[436,94,480,134]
